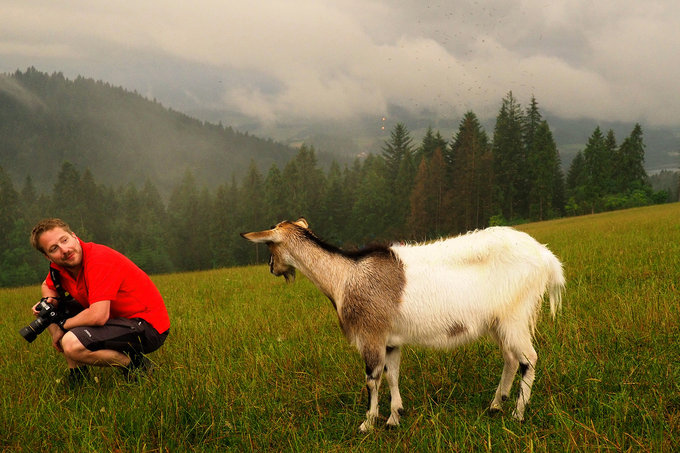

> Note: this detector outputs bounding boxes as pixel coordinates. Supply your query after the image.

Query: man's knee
[61,331,87,358]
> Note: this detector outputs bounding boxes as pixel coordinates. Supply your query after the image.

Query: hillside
[0,68,297,194]
[2,203,678,451]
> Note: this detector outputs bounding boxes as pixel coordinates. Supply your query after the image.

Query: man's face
[39,227,83,269]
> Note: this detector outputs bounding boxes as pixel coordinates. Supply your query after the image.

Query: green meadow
[1,203,678,452]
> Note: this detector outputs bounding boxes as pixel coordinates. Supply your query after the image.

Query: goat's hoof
[489,406,502,416]
[386,416,401,429]
[511,410,525,422]
[358,421,374,433]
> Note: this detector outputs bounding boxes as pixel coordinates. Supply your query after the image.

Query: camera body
[19,298,63,343]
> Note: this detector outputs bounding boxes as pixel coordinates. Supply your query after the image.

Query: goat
[241,218,565,432]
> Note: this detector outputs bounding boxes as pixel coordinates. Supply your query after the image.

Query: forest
[0,68,297,194]
[0,87,676,288]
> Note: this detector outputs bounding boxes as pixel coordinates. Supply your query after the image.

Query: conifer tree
[212,176,241,267]
[263,164,288,223]
[318,161,348,244]
[582,127,610,212]
[448,111,493,231]
[616,123,648,193]
[282,145,325,222]
[492,92,526,220]
[527,121,561,220]
[407,158,430,239]
[417,126,447,163]
[382,123,414,183]
[167,169,213,270]
[350,155,390,244]
[51,162,83,228]
[0,166,19,249]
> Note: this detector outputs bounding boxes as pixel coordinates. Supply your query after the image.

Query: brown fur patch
[447,322,467,337]
[341,250,405,342]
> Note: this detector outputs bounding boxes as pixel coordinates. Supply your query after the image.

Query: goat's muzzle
[269,255,296,283]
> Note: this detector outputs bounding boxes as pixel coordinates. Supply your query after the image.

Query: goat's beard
[282,268,296,283]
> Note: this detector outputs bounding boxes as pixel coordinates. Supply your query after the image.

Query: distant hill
[0,68,298,194]
[219,104,679,174]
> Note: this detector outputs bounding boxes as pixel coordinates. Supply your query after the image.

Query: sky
[2,0,680,134]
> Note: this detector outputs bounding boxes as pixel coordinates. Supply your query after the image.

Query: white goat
[242,219,565,432]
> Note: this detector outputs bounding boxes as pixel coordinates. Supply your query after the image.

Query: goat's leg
[490,345,519,413]
[359,346,385,432]
[511,343,537,421]
[384,346,404,427]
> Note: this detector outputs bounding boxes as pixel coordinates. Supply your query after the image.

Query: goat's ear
[294,218,309,229]
[240,230,276,243]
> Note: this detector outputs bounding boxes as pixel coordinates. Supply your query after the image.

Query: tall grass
[1,203,678,451]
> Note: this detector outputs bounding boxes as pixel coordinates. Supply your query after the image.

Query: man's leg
[60,331,131,367]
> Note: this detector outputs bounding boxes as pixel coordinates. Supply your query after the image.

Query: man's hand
[50,327,65,352]
[32,296,59,316]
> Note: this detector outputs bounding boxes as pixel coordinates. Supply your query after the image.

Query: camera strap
[48,267,83,316]
[49,267,69,300]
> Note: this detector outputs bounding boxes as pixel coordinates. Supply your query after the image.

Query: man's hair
[30,218,74,254]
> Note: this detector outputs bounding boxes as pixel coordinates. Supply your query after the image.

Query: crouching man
[29,218,170,386]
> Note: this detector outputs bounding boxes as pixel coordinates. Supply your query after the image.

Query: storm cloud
[1,0,679,128]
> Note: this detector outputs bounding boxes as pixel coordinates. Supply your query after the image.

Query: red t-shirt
[45,239,170,333]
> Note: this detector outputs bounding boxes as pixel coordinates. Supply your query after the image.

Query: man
[30,218,170,386]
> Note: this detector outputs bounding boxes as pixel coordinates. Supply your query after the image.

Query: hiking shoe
[120,354,153,381]
[59,366,90,389]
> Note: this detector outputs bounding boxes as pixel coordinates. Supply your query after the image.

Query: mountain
[197,104,680,174]
[0,68,298,194]
[2,68,677,198]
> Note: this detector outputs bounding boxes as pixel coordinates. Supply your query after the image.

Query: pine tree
[382,123,414,183]
[616,123,648,193]
[263,164,288,223]
[527,121,562,220]
[282,145,325,222]
[350,155,390,244]
[565,151,587,215]
[449,111,493,232]
[137,180,173,273]
[406,148,448,239]
[212,177,241,267]
[51,162,83,228]
[0,167,41,287]
[582,127,611,212]
[492,92,526,220]
[417,126,447,163]
[407,158,430,239]
[391,150,417,236]
[167,170,212,270]
[318,161,348,244]
[0,166,19,249]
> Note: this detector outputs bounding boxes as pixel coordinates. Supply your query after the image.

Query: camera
[19,298,62,343]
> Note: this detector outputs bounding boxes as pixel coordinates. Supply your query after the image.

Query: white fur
[388,227,563,349]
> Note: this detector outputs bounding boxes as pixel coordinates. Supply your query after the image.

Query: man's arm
[61,300,111,330]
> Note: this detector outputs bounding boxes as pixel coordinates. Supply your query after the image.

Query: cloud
[1,0,679,128]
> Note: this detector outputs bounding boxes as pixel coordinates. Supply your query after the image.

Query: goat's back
[387,227,563,347]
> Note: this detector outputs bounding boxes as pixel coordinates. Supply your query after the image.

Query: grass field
[1,203,679,452]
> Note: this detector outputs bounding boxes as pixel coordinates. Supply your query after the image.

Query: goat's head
[240,218,309,283]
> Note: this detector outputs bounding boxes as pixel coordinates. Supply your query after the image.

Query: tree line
[0,92,672,288]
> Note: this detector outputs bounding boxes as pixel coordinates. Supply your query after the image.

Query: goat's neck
[287,243,350,308]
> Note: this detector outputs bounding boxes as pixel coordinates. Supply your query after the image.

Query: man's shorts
[70,318,169,355]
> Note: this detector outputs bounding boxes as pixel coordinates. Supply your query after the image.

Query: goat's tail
[544,249,565,319]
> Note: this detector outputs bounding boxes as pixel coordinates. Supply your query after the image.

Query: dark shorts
[70,318,169,355]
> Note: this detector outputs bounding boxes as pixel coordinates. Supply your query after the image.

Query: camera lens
[19,316,48,343]
[19,325,38,343]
